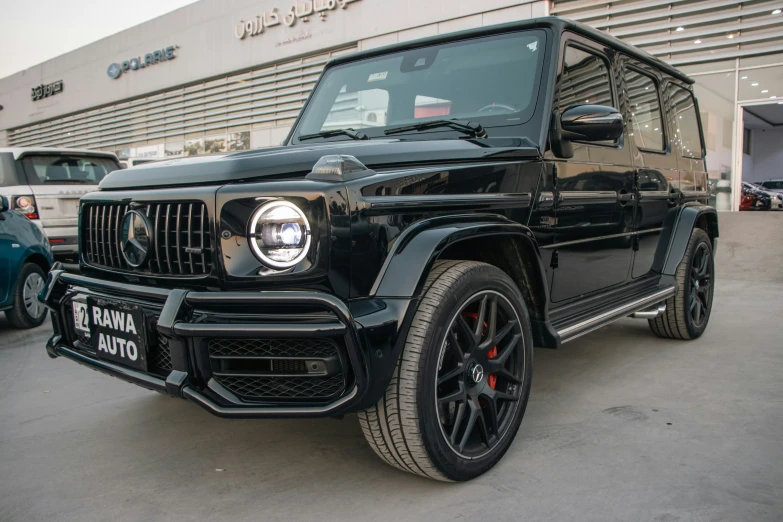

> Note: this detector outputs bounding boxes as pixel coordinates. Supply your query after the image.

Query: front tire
[359,260,533,481]
[5,262,47,329]
[649,228,714,340]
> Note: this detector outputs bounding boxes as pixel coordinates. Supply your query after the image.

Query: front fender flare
[370,214,540,298]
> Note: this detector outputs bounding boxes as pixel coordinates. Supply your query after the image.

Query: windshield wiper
[384,119,487,138]
[298,128,369,141]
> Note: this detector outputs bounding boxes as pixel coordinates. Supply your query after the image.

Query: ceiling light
[727,34,735,39]
[778,101,783,104]
[676,26,685,31]
[773,9,782,14]
[752,82,759,86]
[771,96,778,99]
[741,76,748,79]
[762,89,769,93]
[694,40,702,44]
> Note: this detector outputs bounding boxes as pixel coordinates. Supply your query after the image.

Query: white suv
[0,148,121,259]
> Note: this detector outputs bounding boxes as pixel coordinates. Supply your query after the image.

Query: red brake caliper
[463,312,498,389]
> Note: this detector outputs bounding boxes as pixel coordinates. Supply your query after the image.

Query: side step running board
[557,286,676,344]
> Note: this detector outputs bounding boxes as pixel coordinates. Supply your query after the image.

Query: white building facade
[2,0,782,210]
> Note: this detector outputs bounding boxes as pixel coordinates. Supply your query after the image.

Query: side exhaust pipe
[630,302,667,319]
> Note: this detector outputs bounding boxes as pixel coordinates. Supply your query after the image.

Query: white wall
[0,0,546,133]
[745,128,783,183]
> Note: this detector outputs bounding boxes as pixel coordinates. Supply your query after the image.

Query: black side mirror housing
[551,104,624,159]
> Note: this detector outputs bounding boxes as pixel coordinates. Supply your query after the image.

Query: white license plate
[72,300,90,337]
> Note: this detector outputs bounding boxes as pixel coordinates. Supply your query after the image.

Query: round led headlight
[248,200,311,268]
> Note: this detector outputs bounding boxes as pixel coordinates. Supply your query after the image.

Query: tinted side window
[559,46,614,110]
[667,85,703,159]
[625,69,664,151]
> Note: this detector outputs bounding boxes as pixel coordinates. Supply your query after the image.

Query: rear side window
[21,155,120,185]
[667,85,703,159]
[625,69,664,151]
[761,181,783,190]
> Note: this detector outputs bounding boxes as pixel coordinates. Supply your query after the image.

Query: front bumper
[42,266,413,418]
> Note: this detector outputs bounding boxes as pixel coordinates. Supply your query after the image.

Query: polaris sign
[107,45,178,79]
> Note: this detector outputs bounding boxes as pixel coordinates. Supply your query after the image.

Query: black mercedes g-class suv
[42,17,717,481]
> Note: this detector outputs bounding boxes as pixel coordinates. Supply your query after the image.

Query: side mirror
[0,195,9,213]
[551,104,624,158]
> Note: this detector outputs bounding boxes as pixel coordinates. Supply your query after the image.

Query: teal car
[0,195,53,328]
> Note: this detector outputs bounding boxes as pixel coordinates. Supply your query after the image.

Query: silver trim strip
[558,286,676,343]
[559,190,618,203]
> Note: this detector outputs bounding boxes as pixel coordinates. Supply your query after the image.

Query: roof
[0,147,119,161]
[327,16,694,85]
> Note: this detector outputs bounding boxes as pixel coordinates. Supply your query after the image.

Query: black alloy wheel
[689,242,712,328]
[649,227,715,340]
[436,290,525,459]
[359,260,533,481]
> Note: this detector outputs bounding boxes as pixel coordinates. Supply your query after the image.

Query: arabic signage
[31,80,63,102]
[107,45,178,80]
[235,0,361,40]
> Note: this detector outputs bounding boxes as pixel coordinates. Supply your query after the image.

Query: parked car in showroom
[757,179,783,195]
[741,181,780,210]
[0,148,121,260]
[41,17,717,481]
[0,195,53,328]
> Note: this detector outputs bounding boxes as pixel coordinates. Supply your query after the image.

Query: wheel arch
[370,215,558,348]
[654,203,719,276]
[25,252,52,276]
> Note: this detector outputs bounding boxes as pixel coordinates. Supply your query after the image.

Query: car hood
[99,138,539,190]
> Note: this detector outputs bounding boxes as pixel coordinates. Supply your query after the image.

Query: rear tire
[649,228,714,340]
[359,260,534,481]
[5,263,47,329]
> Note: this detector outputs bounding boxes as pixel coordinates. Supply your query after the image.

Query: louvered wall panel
[552,0,783,66]
[7,46,357,150]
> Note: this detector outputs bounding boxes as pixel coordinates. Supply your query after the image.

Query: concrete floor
[1,213,781,522]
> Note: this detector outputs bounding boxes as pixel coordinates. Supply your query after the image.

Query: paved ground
[1,213,781,522]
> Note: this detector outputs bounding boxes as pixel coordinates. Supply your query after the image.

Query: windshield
[761,181,783,190]
[292,30,546,142]
[22,154,120,185]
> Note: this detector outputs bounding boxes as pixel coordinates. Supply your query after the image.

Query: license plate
[84,297,148,372]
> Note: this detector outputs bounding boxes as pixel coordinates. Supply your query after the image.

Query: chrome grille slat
[107,206,114,264]
[100,205,107,266]
[187,203,194,274]
[86,206,93,262]
[81,201,211,277]
[154,204,162,273]
[164,204,172,274]
[175,203,183,274]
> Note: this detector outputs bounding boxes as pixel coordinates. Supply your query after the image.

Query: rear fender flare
[655,203,719,276]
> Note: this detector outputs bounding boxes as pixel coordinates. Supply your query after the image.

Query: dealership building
[2,0,783,210]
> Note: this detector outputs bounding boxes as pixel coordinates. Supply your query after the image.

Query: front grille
[148,337,173,376]
[216,374,345,400]
[208,338,347,402]
[209,338,338,358]
[82,202,212,276]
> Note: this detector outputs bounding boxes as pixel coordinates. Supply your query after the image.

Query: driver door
[549,40,635,303]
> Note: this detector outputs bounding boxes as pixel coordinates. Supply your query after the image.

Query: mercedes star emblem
[469,363,484,384]
[120,210,153,267]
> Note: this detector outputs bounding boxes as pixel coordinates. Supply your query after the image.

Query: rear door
[622,60,679,278]
[20,154,120,231]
